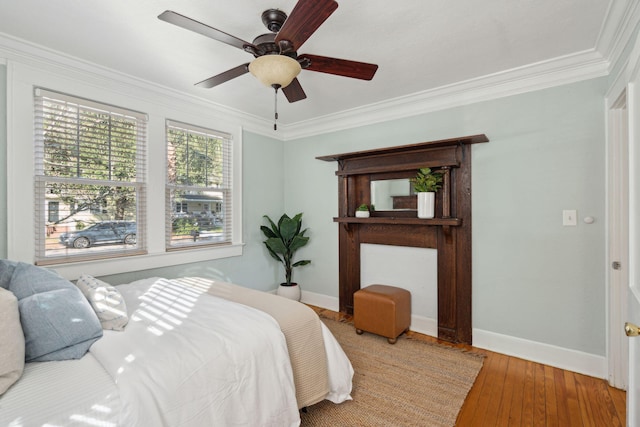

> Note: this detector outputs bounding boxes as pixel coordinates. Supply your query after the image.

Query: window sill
[47,243,244,280]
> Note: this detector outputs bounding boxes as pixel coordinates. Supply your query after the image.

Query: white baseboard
[301,290,339,312]
[302,290,607,379]
[473,328,607,379]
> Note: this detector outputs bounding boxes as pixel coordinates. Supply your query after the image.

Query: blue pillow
[0,259,17,290]
[7,262,103,362]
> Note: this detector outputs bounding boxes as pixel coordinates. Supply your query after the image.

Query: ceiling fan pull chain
[273,84,280,131]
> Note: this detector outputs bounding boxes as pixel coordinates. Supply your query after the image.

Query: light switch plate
[563,210,577,226]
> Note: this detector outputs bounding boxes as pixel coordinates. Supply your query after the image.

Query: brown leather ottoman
[354,285,411,344]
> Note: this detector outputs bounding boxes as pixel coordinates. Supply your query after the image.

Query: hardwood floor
[310,306,627,426]
[455,347,626,426]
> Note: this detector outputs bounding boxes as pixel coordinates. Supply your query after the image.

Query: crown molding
[280,1,640,140]
[595,0,640,74]
[0,32,277,138]
[3,3,639,144]
[280,49,609,140]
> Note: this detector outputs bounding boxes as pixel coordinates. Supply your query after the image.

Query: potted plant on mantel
[355,204,370,218]
[411,167,443,219]
[260,213,311,301]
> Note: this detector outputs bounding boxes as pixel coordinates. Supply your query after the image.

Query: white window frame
[33,88,148,265]
[5,59,244,280]
[165,120,233,250]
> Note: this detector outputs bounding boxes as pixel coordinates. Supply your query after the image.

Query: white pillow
[75,275,129,331]
[0,287,25,395]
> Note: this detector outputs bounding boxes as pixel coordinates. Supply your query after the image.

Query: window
[166,120,232,249]
[176,202,188,213]
[34,89,147,264]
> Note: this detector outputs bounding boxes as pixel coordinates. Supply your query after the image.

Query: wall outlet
[563,210,577,226]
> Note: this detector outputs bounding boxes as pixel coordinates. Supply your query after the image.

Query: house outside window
[47,201,59,223]
[166,120,232,249]
[34,89,147,263]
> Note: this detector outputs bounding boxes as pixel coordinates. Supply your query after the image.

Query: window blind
[165,120,233,249]
[34,88,147,264]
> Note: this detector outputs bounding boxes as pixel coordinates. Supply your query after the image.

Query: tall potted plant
[411,167,443,219]
[260,213,311,301]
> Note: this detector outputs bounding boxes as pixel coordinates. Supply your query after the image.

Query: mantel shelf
[333,217,462,226]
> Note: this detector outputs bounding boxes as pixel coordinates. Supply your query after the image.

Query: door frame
[606,91,629,390]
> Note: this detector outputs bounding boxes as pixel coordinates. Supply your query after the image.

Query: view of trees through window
[35,90,146,260]
[166,121,230,248]
[33,90,232,262]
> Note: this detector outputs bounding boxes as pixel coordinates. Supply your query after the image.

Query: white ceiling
[0,0,621,126]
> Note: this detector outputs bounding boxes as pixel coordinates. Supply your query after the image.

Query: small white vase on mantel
[417,192,435,219]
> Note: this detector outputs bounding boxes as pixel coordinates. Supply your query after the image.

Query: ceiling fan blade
[299,54,378,80]
[195,63,250,88]
[275,0,338,51]
[282,78,307,103]
[158,10,255,52]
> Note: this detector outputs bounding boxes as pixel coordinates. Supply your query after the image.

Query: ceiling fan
[158,0,378,106]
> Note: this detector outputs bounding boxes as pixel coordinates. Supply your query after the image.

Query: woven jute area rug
[301,318,484,427]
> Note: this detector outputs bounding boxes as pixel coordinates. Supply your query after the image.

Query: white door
[626,79,640,426]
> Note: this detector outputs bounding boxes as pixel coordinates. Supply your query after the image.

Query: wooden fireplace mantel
[317,134,489,344]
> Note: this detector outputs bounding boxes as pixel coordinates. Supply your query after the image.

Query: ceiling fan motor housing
[261,9,287,32]
[251,33,298,59]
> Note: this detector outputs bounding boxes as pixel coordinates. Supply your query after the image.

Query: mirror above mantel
[370,178,415,211]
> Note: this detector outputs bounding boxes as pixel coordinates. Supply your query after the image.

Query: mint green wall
[0,64,6,259]
[284,77,608,356]
[0,60,608,356]
[97,131,285,291]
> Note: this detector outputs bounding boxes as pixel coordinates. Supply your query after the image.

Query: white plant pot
[417,192,435,219]
[355,210,370,218]
[277,283,301,301]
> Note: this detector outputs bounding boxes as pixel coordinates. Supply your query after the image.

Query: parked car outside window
[59,221,137,249]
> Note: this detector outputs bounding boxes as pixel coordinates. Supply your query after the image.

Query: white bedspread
[0,277,353,427]
[91,278,300,427]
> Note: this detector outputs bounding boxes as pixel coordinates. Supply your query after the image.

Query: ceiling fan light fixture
[249,54,301,88]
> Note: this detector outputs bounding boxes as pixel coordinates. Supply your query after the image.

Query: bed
[0,261,353,427]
